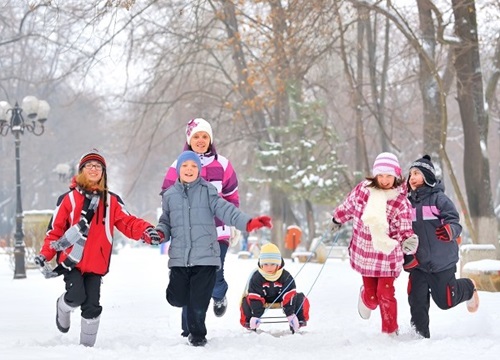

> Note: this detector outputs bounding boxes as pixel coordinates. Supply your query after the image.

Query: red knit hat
[79,149,106,170]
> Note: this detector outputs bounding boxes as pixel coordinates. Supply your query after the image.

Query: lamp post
[0,96,50,279]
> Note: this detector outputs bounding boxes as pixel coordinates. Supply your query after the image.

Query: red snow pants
[362,276,398,334]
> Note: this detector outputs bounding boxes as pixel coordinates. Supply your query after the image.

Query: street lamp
[0,96,50,279]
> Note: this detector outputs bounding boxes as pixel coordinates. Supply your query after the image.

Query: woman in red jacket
[34,149,162,347]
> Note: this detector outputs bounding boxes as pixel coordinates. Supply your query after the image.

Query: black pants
[167,266,217,339]
[241,292,309,323]
[408,266,475,338]
[63,269,102,319]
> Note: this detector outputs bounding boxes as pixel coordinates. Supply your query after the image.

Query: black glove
[403,254,419,272]
[34,254,46,267]
[331,218,342,232]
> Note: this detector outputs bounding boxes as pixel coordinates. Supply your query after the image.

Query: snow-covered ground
[0,245,498,360]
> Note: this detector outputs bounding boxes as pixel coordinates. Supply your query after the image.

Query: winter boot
[213,296,228,317]
[187,334,207,347]
[358,286,372,320]
[80,316,101,347]
[56,294,76,333]
[466,279,480,313]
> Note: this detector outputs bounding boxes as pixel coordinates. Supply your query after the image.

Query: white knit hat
[372,152,402,177]
[185,118,213,144]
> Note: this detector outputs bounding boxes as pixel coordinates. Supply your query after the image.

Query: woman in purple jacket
[161,118,239,335]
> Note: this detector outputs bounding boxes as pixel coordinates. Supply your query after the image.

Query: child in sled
[240,243,310,333]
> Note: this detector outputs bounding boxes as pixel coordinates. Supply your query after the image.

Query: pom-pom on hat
[186,118,213,144]
[259,243,282,267]
[409,154,436,187]
[372,152,402,178]
[176,150,202,174]
[79,148,106,170]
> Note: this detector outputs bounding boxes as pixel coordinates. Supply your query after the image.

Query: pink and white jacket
[332,180,414,278]
[161,149,239,245]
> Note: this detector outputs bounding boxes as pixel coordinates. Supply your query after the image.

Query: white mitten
[402,234,419,255]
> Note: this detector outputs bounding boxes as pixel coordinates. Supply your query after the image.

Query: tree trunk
[452,0,499,257]
[416,0,442,162]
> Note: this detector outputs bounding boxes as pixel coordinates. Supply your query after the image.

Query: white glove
[287,314,300,333]
[402,235,419,255]
[249,317,261,329]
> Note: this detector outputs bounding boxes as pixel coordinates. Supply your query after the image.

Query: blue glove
[249,317,261,330]
[287,314,300,333]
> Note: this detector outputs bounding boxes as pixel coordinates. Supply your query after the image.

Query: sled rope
[262,229,342,317]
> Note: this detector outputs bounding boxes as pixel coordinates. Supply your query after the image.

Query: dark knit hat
[176,150,202,174]
[409,154,436,187]
[79,149,106,170]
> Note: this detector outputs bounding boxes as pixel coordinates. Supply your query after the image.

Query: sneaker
[357,286,372,320]
[213,296,227,317]
[466,279,480,313]
[187,334,207,347]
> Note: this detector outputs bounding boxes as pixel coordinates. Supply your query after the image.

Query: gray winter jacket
[407,181,462,273]
[156,177,251,269]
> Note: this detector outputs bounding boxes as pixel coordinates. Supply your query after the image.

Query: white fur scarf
[361,187,399,254]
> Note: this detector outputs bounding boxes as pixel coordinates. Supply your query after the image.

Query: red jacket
[40,189,151,275]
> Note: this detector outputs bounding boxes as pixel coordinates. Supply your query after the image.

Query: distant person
[406,155,479,338]
[156,151,272,346]
[240,230,249,252]
[161,118,239,327]
[34,149,161,347]
[240,243,310,333]
[331,152,418,335]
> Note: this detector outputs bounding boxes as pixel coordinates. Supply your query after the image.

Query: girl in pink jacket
[331,152,417,335]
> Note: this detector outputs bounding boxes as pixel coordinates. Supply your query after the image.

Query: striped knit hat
[409,154,436,187]
[372,152,402,178]
[79,148,106,170]
[259,243,282,267]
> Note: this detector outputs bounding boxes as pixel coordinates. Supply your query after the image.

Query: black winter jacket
[408,181,462,273]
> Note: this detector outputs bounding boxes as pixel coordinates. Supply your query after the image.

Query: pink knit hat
[372,152,402,177]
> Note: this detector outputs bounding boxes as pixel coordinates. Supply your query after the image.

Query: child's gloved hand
[436,224,452,242]
[34,254,46,268]
[403,254,419,271]
[287,314,300,333]
[249,317,261,329]
[331,218,342,233]
[246,216,272,232]
[142,227,164,245]
[402,234,419,254]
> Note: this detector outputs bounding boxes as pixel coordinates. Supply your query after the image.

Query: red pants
[362,276,398,333]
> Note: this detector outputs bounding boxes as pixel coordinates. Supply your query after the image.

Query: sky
[1,243,499,360]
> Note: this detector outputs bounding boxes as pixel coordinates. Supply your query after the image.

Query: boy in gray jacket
[155,150,272,346]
